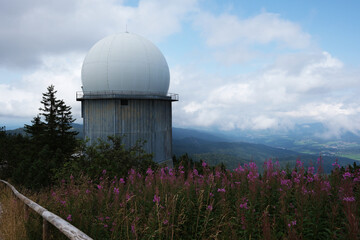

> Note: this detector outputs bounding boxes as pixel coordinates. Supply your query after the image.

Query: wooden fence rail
[0,180,93,240]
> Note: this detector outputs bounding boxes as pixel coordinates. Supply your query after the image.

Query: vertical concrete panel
[82,98,172,163]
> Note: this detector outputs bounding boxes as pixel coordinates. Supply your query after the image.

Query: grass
[0,185,27,240]
[1,158,360,239]
[339,154,360,161]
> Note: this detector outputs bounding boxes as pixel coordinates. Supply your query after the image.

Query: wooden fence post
[43,218,49,240]
[24,204,29,220]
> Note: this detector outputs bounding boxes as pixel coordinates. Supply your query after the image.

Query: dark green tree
[57,99,78,154]
[20,85,78,189]
[0,126,31,180]
[24,115,45,149]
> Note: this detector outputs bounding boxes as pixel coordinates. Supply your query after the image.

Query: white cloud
[192,10,311,65]
[195,11,310,48]
[0,0,197,68]
[209,83,255,104]
[252,116,278,130]
[171,51,360,135]
[0,53,83,122]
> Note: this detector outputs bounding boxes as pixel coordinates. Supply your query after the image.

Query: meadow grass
[2,158,360,239]
[0,185,27,240]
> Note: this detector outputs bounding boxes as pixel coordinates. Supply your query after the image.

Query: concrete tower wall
[81,98,172,164]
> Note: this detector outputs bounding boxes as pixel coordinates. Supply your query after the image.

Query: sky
[1,0,360,137]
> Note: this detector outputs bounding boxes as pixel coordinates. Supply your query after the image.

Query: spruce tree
[57,99,78,154]
[24,115,45,148]
[23,85,78,188]
[39,85,62,150]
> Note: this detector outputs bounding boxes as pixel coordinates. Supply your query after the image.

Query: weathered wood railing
[0,180,93,240]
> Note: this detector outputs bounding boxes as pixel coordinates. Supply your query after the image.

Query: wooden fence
[0,180,93,240]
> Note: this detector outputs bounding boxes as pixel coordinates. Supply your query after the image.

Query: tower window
[121,99,128,106]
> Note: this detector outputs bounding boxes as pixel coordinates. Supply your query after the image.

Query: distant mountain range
[5,123,359,172]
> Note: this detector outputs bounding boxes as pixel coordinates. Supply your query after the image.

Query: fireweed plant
[31,159,359,239]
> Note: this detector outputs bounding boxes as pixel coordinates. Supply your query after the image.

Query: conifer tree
[22,85,78,188]
[39,85,61,149]
[24,115,45,147]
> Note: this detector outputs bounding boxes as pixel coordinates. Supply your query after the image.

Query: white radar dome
[81,33,170,96]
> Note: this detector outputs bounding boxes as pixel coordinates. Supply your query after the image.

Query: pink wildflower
[102,169,106,175]
[163,219,169,225]
[217,188,226,193]
[343,196,356,202]
[240,202,248,209]
[281,179,292,187]
[202,161,207,167]
[240,198,249,209]
[97,184,103,190]
[249,162,257,169]
[114,187,119,195]
[321,181,331,192]
[178,165,185,174]
[241,215,246,229]
[85,189,90,194]
[160,168,167,180]
[343,172,352,179]
[207,205,213,211]
[153,194,160,204]
[126,193,132,202]
[66,214,72,222]
[265,159,273,171]
[332,160,340,168]
[354,176,360,182]
[307,176,314,183]
[296,159,303,168]
[247,171,259,181]
[288,220,296,228]
[146,168,154,175]
[70,175,74,180]
[119,178,125,184]
[234,165,245,173]
[308,166,315,174]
